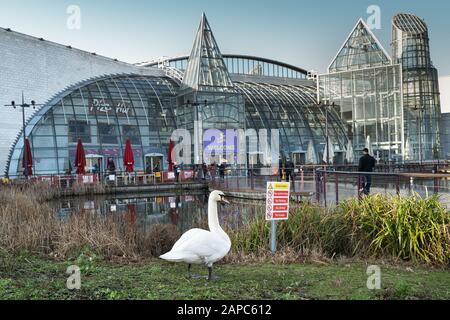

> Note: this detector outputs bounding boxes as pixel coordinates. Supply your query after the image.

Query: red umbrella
[22,138,33,176]
[75,139,86,175]
[168,139,175,172]
[123,139,135,173]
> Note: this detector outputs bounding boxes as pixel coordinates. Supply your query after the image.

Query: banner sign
[266,182,291,221]
[88,98,133,117]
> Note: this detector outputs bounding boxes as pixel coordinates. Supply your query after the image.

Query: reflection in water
[52,192,267,233]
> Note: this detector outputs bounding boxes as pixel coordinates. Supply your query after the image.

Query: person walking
[285,159,294,182]
[358,148,376,195]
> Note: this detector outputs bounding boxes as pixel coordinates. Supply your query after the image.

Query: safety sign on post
[266,182,291,221]
[266,182,291,253]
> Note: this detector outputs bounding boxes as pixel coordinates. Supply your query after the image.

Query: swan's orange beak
[220,195,230,205]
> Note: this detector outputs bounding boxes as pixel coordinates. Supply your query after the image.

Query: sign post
[266,182,291,253]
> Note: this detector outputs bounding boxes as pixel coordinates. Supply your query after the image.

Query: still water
[51,191,267,232]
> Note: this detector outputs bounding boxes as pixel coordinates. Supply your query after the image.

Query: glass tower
[177,13,245,165]
[392,13,442,161]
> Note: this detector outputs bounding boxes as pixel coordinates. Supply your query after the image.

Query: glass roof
[180,13,234,93]
[329,19,391,73]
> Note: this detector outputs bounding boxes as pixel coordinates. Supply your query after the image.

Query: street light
[4,92,43,179]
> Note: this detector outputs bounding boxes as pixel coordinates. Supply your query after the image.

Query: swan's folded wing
[171,229,209,251]
[173,232,228,257]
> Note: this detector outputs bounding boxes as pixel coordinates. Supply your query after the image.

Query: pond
[51,191,268,233]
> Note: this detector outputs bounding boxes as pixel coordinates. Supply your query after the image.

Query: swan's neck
[208,198,226,237]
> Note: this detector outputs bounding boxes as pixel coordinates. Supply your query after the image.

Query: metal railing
[315,168,450,207]
[0,170,201,190]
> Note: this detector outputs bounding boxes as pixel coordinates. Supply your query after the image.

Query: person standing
[285,159,294,182]
[279,157,284,181]
[358,148,376,195]
[219,162,226,180]
[107,158,116,175]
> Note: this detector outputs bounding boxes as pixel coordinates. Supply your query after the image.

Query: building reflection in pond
[53,193,268,233]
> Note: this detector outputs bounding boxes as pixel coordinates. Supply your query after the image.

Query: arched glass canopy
[8,74,349,176]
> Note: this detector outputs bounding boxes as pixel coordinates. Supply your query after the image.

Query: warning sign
[266,182,291,221]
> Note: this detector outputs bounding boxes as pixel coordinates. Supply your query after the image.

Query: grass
[227,194,450,266]
[0,252,449,300]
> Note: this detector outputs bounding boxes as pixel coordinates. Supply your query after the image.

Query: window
[68,120,91,143]
[98,123,118,144]
[122,125,141,145]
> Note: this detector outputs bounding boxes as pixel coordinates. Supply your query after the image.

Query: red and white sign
[266,182,291,221]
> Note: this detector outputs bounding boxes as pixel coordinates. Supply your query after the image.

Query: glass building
[5,12,442,177]
[6,14,348,177]
[319,14,442,163]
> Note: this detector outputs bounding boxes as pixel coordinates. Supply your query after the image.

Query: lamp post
[4,92,43,179]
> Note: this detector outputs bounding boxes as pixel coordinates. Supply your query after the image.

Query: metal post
[326,106,329,166]
[271,220,277,253]
[358,175,362,200]
[315,170,320,202]
[396,175,400,196]
[434,176,439,194]
[323,170,327,207]
[300,167,304,192]
[335,172,339,204]
[22,93,28,180]
[250,169,254,190]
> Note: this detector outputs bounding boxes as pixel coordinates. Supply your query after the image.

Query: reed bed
[0,183,448,266]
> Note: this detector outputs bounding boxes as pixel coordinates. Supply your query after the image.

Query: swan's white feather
[159,190,231,267]
[160,230,230,265]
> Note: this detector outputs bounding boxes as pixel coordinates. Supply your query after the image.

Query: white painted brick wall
[0,28,164,175]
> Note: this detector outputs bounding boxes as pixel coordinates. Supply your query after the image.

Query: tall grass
[0,185,180,259]
[338,194,450,265]
[1,183,448,266]
[226,194,450,266]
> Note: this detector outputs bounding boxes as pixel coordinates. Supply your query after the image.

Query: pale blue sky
[0,0,449,75]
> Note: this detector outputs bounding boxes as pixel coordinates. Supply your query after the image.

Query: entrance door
[145,154,164,174]
[86,155,104,175]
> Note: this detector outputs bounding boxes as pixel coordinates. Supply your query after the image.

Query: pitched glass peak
[328,19,391,73]
[180,13,235,93]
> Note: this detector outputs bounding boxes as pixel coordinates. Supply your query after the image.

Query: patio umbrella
[167,139,175,172]
[123,139,135,173]
[306,140,317,165]
[346,140,354,164]
[323,136,335,164]
[22,138,33,176]
[365,136,374,157]
[75,139,86,175]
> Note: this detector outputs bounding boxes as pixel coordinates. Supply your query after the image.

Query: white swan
[160,190,231,280]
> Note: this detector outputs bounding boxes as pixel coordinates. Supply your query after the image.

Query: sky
[0,0,449,76]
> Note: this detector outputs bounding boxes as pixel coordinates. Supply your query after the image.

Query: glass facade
[319,65,403,162]
[392,13,442,161]
[6,13,443,176]
[8,75,179,176]
[319,19,404,163]
[157,55,308,80]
